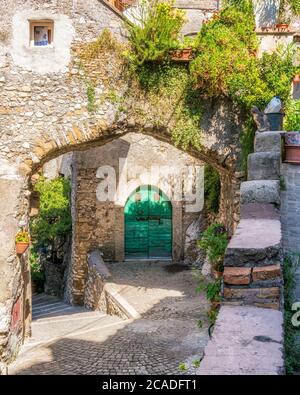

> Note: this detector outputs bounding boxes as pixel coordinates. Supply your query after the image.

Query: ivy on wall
[75,0,300,212]
[204,165,221,214]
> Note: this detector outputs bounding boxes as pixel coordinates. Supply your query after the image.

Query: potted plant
[283,99,300,163]
[15,231,30,255]
[276,0,300,30]
[169,36,195,62]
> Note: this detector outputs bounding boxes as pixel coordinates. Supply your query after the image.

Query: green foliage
[31,176,72,255]
[15,231,30,243]
[280,175,287,191]
[86,82,96,113]
[190,5,299,111]
[278,0,300,24]
[284,99,300,131]
[196,275,222,302]
[223,0,254,13]
[81,28,123,59]
[190,4,258,99]
[197,319,203,329]
[240,116,256,173]
[178,362,188,372]
[198,224,228,271]
[192,359,201,368]
[135,61,202,150]
[283,254,300,374]
[125,0,185,66]
[30,248,45,293]
[125,1,299,160]
[204,165,221,214]
[207,307,219,325]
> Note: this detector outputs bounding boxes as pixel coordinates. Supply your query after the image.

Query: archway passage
[124,186,172,260]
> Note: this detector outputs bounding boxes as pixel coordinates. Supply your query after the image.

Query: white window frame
[29,20,54,48]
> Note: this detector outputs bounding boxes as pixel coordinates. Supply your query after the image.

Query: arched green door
[125,185,172,259]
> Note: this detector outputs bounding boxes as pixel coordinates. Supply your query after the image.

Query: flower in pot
[284,99,300,163]
[15,231,30,255]
[170,36,195,62]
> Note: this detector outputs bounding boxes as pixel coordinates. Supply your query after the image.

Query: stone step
[248,152,281,181]
[240,180,280,205]
[198,306,284,375]
[254,131,282,153]
[224,204,282,267]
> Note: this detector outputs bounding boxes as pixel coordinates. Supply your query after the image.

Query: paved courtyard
[9,262,210,375]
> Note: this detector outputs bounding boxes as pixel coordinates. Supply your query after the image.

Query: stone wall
[84,249,137,319]
[70,133,208,304]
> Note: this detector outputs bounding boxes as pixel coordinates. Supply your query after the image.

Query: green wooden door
[125,186,172,259]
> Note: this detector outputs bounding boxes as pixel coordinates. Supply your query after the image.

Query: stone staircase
[198,131,285,375]
[223,131,283,309]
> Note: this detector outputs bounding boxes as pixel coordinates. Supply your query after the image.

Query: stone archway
[0,121,242,371]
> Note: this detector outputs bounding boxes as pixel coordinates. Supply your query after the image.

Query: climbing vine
[76,1,300,167]
[204,165,221,214]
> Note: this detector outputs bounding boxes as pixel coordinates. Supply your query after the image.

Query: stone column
[172,201,183,262]
[0,161,29,371]
[114,205,125,262]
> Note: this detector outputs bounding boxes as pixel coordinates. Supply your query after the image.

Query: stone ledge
[223,286,280,308]
[240,180,280,205]
[248,151,281,181]
[198,305,284,375]
[254,131,282,153]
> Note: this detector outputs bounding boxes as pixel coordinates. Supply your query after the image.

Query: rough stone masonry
[0,0,282,372]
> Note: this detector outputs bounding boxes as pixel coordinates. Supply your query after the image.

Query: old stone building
[0,0,297,375]
[1,0,238,373]
[69,133,206,303]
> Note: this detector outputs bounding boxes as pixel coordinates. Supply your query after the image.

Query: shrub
[190,4,258,99]
[198,223,228,271]
[125,0,185,66]
[30,248,45,293]
[204,165,221,214]
[284,99,300,131]
[30,176,72,263]
[190,5,299,111]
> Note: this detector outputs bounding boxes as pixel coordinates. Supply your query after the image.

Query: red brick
[223,267,251,285]
[223,287,280,300]
[252,264,281,282]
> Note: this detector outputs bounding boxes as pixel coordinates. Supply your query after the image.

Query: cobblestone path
[9,262,210,375]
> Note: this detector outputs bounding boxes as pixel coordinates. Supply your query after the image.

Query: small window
[29,20,54,47]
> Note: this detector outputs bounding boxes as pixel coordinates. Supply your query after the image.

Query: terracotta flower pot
[276,23,289,30]
[293,74,300,83]
[16,242,29,255]
[284,132,300,164]
[170,48,193,62]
